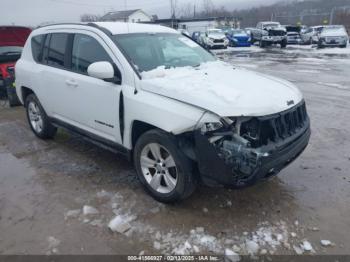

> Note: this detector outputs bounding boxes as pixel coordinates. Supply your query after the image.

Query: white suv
[15,22,311,202]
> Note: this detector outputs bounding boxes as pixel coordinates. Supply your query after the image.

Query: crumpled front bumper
[194,117,311,188]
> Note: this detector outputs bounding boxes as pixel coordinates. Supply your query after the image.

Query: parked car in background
[0,26,31,106]
[226,29,251,47]
[284,25,302,45]
[202,28,229,49]
[15,22,310,202]
[191,31,202,44]
[318,25,349,48]
[300,26,324,44]
[251,21,287,48]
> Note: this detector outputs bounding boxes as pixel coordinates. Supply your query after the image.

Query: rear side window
[47,33,69,68]
[71,34,113,74]
[31,35,45,63]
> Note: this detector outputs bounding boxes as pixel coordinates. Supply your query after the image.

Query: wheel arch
[20,86,34,106]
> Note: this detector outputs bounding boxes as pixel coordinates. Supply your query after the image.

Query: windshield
[114,33,216,72]
[0,46,23,56]
[263,23,280,28]
[208,29,224,35]
[322,26,346,33]
[231,30,246,34]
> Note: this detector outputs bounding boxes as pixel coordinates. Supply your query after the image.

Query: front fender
[122,87,205,149]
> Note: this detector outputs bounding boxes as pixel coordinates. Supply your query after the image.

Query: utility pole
[194,4,196,18]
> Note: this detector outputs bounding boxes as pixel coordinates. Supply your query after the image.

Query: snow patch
[83,205,99,215]
[64,209,80,220]
[108,214,137,234]
[225,248,241,262]
[321,240,332,247]
[317,82,348,90]
[301,240,313,252]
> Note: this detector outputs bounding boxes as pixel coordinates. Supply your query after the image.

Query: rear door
[40,33,76,120]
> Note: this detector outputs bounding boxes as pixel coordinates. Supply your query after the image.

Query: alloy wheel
[140,143,178,194]
[28,101,43,134]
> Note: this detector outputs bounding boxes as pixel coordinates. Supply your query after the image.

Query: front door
[64,33,123,144]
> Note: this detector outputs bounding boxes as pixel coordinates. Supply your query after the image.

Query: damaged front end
[194,101,311,188]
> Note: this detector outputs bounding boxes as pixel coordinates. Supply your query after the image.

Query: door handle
[65,79,78,87]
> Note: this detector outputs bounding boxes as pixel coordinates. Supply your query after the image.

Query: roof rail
[34,22,113,36]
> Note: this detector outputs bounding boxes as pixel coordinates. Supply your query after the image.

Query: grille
[269,30,286,36]
[213,39,224,43]
[240,102,308,148]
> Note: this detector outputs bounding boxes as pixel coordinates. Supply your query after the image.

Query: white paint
[83,205,99,215]
[141,61,303,117]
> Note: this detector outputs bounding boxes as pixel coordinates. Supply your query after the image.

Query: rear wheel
[25,94,57,139]
[134,129,196,203]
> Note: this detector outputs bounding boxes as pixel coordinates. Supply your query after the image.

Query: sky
[1,0,281,27]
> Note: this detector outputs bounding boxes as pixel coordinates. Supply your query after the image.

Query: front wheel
[280,40,287,48]
[25,94,57,139]
[134,130,197,203]
[259,40,266,48]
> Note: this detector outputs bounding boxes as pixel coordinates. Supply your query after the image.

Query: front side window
[72,34,113,75]
[114,33,216,72]
[47,33,69,67]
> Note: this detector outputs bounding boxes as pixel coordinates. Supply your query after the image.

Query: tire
[25,94,57,139]
[280,40,287,48]
[134,129,197,203]
[6,86,21,107]
[259,40,266,48]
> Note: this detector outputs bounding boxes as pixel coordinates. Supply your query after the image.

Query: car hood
[320,29,348,37]
[0,26,31,47]
[140,61,303,117]
[208,34,226,40]
[232,33,249,38]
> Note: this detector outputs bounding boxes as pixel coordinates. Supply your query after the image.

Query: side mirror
[88,61,114,80]
[87,61,121,85]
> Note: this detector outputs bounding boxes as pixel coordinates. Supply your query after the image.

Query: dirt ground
[0,45,349,257]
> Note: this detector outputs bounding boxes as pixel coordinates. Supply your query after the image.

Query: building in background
[148,17,239,34]
[100,9,152,23]
[178,17,240,34]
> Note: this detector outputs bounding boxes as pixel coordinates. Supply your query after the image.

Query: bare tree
[80,14,101,22]
[178,3,195,18]
[202,0,215,16]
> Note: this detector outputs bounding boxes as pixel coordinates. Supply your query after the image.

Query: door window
[47,33,69,68]
[71,34,113,75]
[31,34,46,63]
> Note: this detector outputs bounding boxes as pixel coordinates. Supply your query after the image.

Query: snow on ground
[317,82,349,90]
[211,45,263,54]
[281,45,350,55]
[60,189,330,256]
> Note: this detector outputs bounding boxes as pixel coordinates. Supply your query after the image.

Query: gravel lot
[0,45,349,257]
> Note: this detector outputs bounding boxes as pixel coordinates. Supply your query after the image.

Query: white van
[15,22,310,202]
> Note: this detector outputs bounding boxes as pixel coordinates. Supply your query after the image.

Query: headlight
[196,112,225,134]
[209,37,215,42]
[201,122,223,133]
